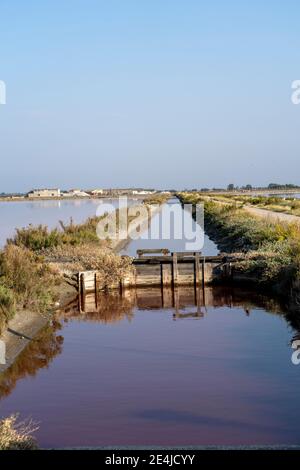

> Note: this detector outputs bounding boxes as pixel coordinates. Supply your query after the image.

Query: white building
[131,190,156,195]
[64,189,90,197]
[28,188,61,198]
[91,189,104,195]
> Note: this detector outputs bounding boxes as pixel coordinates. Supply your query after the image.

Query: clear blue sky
[0,0,300,192]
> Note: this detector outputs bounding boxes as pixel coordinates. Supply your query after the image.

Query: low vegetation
[44,244,133,287]
[0,245,59,334]
[9,215,109,251]
[178,192,300,306]
[0,414,38,450]
[0,284,16,334]
[211,194,300,217]
[143,193,170,206]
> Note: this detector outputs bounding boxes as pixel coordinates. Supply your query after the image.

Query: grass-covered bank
[0,245,59,335]
[178,192,300,309]
[214,193,300,217]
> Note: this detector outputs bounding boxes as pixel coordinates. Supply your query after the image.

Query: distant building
[131,190,156,195]
[63,189,90,197]
[91,189,104,195]
[27,188,61,198]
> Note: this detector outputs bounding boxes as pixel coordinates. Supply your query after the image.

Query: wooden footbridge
[77,249,235,295]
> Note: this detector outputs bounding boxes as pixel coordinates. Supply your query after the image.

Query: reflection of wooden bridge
[78,249,235,296]
[58,285,261,322]
[75,286,206,318]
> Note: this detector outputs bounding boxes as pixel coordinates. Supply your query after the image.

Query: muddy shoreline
[0,282,76,374]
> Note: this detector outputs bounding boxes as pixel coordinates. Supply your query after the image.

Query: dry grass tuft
[44,244,133,288]
[0,414,39,450]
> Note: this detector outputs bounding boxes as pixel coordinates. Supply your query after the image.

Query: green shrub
[0,284,16,317]
[9,216,108,251]
[0,245,58,313]
[0,284,16,334]
[10,225,62,251]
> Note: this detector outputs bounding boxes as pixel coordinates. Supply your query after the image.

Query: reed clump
[9,215,107,251]
[0,414,38,450]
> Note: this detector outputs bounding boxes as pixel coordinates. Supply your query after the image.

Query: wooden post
[80,273,86,296]
[94,273,98,309]
[194,252,200,286]
[161,263,171,286]
[119,278,126,295]
[77,272,81,295]
[80,273,86,312]
[173,286,179,312]
[94,273,97,293]
[172,252,178,287]
[202,257,206,288]
[78,273,82,313]
[196,285,202,314]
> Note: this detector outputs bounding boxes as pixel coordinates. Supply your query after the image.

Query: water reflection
[70,286,286,321]
[1,286,300,447]
[59,291,134,324]
[0,286,290,403]
[0,321,63,399]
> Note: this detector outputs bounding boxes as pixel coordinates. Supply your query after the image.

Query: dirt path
[244,206,300,224]
[210,197,300,225]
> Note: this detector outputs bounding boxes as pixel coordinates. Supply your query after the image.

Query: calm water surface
[0,287,300,447]
[121,197,218,256]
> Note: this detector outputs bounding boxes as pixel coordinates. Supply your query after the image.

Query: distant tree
[227,184,235,191]
[245,184,252,190]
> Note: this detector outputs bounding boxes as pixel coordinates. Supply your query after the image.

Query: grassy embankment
[0,194,169,335]
[209,193,300,216]
[143,193,170,206]
[178,192,300,308]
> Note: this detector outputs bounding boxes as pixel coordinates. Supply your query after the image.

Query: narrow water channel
[121,197,218,257]
[1,198,300,447]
